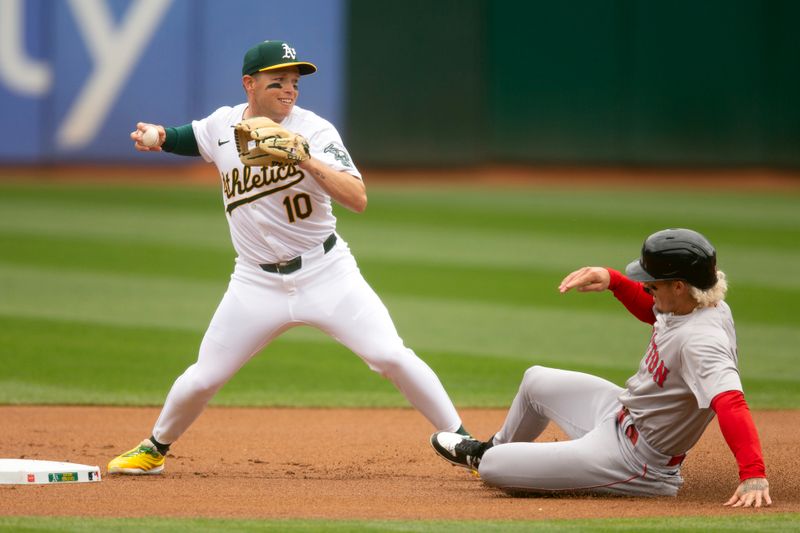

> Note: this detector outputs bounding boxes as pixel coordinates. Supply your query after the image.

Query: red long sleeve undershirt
[604,268,765,481]
[711,390,766,480]
[606,268,656,325]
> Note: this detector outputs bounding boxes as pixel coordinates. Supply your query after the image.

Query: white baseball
[141,126,159,147]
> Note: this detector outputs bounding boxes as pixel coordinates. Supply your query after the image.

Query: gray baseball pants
[479,366,683,496]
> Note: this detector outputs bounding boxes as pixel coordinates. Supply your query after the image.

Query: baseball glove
[233,116,310,167]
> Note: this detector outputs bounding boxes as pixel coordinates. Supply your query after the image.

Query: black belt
[259,233,337,275]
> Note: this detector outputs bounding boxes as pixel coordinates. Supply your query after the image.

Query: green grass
[0,180,797,408]
[1,514,798,532]
[1,179,798,530]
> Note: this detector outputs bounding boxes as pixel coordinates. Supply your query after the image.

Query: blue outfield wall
[0,0,347,164]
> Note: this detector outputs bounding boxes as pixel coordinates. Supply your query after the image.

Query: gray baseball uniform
[479,301,742,496]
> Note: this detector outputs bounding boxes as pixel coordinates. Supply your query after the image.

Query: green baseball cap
[241,40,317,76]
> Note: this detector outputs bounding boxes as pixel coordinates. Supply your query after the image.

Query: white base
[0,459,101,484]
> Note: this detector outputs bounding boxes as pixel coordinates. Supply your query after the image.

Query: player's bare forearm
[724,477,772,508]
[299,157,367,213]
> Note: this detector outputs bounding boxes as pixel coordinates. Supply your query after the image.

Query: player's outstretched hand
[559,267,611,294]
[130,122,166,152]
[724,477,772,508]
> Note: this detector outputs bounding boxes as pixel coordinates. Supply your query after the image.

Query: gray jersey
[480,302,743,496]
[620,301,742,456]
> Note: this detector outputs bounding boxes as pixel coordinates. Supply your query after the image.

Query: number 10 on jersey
[283,193,312,223]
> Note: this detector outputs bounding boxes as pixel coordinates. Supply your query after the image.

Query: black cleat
[430,431,492,471]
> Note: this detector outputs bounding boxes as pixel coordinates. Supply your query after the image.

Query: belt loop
[323,233,337,254]
[625,424,639,446]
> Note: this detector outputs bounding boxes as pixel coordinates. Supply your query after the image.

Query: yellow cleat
[107,439,165,475]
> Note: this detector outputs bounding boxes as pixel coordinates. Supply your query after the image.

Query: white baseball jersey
[192,103,361,264]
[620,301,742,456]
[149,103,463,447]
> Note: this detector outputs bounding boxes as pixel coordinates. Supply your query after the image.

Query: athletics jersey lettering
[221,164,304,213]
[193,103,361,263]
[643,332,670,388]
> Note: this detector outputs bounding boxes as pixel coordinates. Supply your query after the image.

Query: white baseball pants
[478,366,683,497]
[152,236,462,444]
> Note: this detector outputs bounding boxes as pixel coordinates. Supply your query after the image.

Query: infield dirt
[1,406,797,520]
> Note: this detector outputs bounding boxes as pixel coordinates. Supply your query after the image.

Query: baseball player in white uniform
[108,40,468,474]
[431,229,772,507]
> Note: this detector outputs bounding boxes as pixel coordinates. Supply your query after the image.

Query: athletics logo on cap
[281,44,296,60]
[242,40,316,76]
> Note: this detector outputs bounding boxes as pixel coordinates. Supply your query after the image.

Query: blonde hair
[689,270,728,307]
